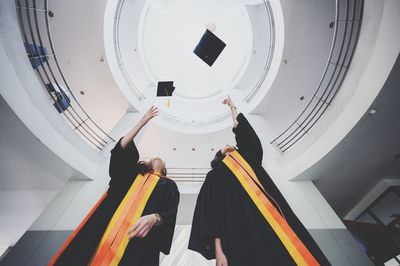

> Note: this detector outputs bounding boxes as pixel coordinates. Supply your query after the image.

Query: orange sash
[48,173,159,266]
[49,191,108,266]
[89,173,159,266]
[223,151,319,266]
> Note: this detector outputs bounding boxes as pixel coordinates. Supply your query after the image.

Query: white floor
[161,225,215,266]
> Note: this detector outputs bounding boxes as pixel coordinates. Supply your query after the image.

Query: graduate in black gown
[188,97,330,266]
[50,106,180,266]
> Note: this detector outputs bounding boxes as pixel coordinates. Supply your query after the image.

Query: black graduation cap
[157,81,175,97]
[193,29,226,67]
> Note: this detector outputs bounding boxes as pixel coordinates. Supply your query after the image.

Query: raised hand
[140,106,159,126]
[120,106,159,149]
[222,96,235,108]
[223,96,238,127]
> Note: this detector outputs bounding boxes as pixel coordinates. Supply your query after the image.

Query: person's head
[150,157,167,176]
[210,145,236,169]
[138,157,167,176]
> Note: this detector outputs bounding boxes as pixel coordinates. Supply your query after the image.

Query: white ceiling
[297,54,400,217]
[139,0,252,98]
[48,0,129,133]
[107,0,280,133]
[46,0,335,136]
[254,0,335,136]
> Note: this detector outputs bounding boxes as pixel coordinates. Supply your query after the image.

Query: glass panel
[356,212,377,224]
[384,258,399,266]
[370,192,400,225]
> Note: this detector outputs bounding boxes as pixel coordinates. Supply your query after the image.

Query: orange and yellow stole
[223,151,319,266]
[49,191,108,266]
[89,173,159,266]
[48,173,159,266]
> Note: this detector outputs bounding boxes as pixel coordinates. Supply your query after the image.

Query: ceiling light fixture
[369,108,377,115]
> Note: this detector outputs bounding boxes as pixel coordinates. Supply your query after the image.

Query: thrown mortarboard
[193,29,226,67]
[157,81,175,97]
[157,81,175,107]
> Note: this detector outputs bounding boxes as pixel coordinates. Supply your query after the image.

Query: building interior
[0,0,399,265]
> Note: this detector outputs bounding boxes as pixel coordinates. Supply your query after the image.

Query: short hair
[137,158,167,177]
[210,150,224,169]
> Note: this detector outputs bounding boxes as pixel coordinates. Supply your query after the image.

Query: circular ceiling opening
[104,0,283,133]
[138,0,252,99]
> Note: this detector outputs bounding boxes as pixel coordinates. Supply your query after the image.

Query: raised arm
[223,96,239,128]
[223,97,263,164]
[109,106,159,183]
[120,106,158,149]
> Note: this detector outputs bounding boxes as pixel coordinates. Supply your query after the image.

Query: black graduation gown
[53,137,180,266]
[188,113,330,266]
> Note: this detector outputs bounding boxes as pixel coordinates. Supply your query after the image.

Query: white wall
[273,0,400,180]
[0,94,91,247]
[0,0,106,180]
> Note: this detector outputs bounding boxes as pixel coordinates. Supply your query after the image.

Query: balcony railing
[15,0,115,150]
[270,0,364,154]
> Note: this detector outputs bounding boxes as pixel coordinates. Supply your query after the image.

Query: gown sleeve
[108,137,140,186]
[153,180,180,255]
[232,113,263,165]
[188,171,221,260]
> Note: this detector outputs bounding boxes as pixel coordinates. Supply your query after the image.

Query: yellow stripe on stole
[89,173,159,266]
[93,173,146,259]
[223,151,319,266]
[110,174,159,265]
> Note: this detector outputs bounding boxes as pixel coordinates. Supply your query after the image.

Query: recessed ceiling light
[369,108,377,115]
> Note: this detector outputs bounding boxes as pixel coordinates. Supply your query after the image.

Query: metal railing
[15,0,115,150]
[270,0,364,154]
